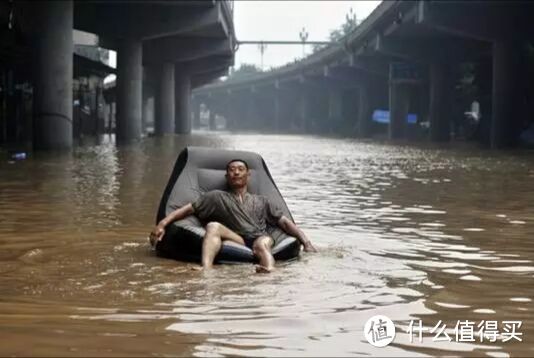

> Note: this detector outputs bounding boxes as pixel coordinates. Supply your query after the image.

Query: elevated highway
[193,1,534,148]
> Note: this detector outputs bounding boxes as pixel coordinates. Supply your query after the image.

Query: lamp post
[299,27,309,58]
[346,7,357,30]
[258,41,267,70]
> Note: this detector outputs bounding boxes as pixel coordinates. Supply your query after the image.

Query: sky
[233,1,381,70]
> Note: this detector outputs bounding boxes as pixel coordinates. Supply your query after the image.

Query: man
[149,159,317,273]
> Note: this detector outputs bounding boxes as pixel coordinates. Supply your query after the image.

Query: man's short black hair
[226,159,249,171]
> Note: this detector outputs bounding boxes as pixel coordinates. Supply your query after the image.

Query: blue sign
[372,110,390,124]
[372,110,417,124]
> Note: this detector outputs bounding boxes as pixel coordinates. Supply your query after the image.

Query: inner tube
[154,146,301,264]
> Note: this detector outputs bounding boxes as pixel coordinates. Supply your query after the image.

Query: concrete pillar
[142,67,154,134]
[142,89,150,133]
[340,88,357,136]
[221,96,231,131]
[298,89,312,133]
[227,96,244,131]
[245,95,254,130]
[357,86,371,137]
[116,39,142,142]
[95,84,106,136]
[175,72,191,134]
[224,98,233,131]
[273,91,281,133]
[491,41,520,148]
[328,88,343,133]
[254,94,270,131]
[33,0,73,150]
[106,103,112,133]
[192,98,201,130]
[208,106,216,130]
[155,62,175,135]
[389,83,410,140]
[429,63,452,142]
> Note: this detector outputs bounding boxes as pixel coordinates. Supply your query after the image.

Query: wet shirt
[192,190,283,239]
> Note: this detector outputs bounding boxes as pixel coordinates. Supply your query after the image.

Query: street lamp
[346,7,357,29]
[258,41,267,70]
[299,27,309,58]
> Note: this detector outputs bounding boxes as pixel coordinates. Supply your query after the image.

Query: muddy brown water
[1,132,533,357]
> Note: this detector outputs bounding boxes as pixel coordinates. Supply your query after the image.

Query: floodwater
[1,132,534,357]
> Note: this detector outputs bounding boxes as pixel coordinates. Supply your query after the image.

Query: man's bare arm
[149,203,195,245]
[277,216,317,252]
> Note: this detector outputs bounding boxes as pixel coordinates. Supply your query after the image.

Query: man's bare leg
[252,236,275,273]
[200,222,245,269]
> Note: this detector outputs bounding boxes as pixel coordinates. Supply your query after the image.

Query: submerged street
[1,132,533,356]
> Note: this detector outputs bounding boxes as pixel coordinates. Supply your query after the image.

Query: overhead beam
[177,55,234,75]
[324,65,368,87]
[73,3,222,41]
[143,37,231,64]
[374,33,490,64]
[191,67,229,88]
[415,1,515,42]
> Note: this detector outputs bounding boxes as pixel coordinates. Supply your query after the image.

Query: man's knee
[252,236,273,255]
[205,221,221,233]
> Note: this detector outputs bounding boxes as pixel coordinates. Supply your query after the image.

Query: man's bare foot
[190,264,215,271]
[255,265,274,274]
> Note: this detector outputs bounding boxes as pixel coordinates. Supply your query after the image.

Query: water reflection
[0,132,533,356]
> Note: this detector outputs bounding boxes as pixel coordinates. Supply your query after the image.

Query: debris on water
[12,152,26,160]
[18,248,46,264]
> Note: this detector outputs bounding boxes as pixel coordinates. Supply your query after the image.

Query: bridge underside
[0,0,235,150]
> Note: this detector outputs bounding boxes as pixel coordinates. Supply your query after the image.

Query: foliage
[312,10,358,53]
[227,63,262,78]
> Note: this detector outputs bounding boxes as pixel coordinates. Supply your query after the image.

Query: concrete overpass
[193,1,534,148]
[0,0,236,150]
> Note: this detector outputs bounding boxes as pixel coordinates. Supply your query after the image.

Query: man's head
[225,159,250,189]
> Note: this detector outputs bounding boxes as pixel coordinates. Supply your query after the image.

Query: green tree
[228,63,262,79]
[313,9,358,53]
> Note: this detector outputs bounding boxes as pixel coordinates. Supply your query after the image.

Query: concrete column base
[389,83,410,140]
[116,39,143,143]
[155,63,175,135]
[429,63,452,142]
[491,41,521,148]
[357,86,371,137]
[33,0,73,150]
[175,72,191,134]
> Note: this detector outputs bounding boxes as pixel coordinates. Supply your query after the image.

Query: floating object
[155,146,301,263]
[10,152,26,160]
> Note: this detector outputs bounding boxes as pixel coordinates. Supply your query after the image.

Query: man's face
[226,161,250,188]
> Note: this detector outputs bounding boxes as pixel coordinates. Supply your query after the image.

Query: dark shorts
[242,233,273,249]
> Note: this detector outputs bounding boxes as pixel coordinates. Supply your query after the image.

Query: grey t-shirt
[192,189,283,239]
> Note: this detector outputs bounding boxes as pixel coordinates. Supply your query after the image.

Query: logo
[364,315,396,347]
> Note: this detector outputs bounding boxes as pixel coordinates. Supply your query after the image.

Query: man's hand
[149,224,165,247]
[302,240,317,253]
[277,216,317,253]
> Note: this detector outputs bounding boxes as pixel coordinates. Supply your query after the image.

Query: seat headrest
[157,146,293,222]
